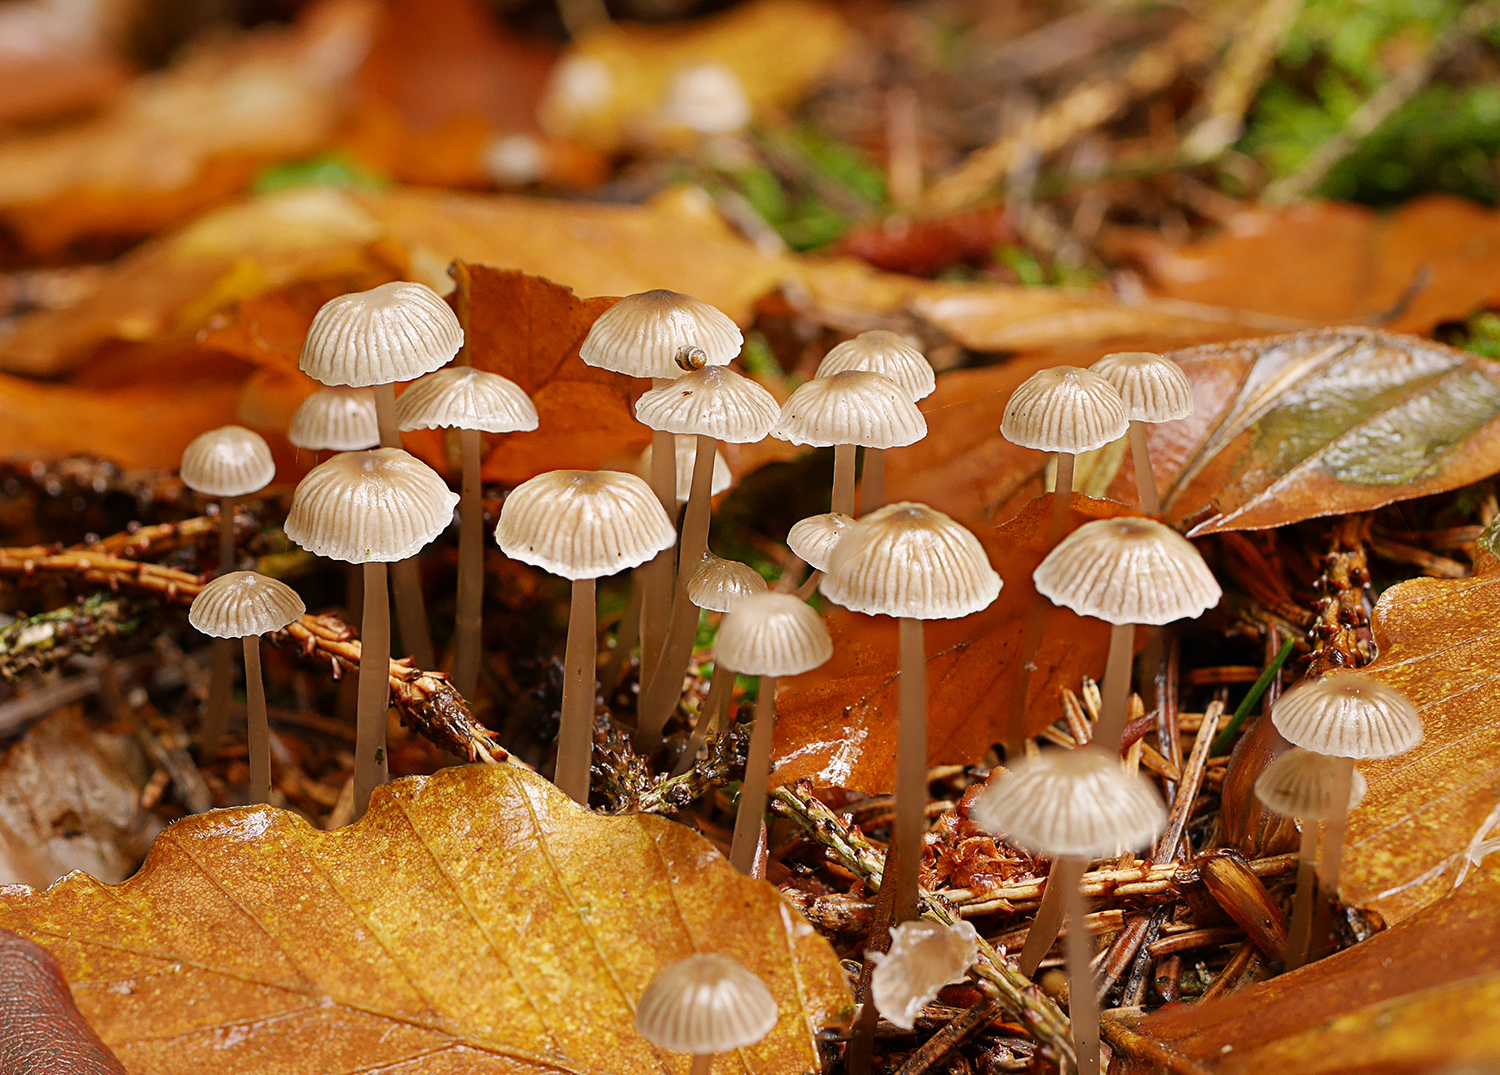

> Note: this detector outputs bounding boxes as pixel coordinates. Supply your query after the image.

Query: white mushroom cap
[970,748,1167,858]
[634,952,778,1055]
[1089,351,1194,423]
[496,469,676,580]
[714,592,832,676]
[772,371,927,449]
[634,366,779,443]
[870,920,980,1031]
[395,367,539,434]
[815,330,935,402]
[820,503,1001,621]
[1270,672,1423,759]
[1000,366,1128,454]
[284,448,459,563]
[688,552,768,613]
[1254,747,1369,821]
[636,436,733,505]
[580,290,743,379]
[188,571,306,639]
[1033,517,1221,626]
[287,387,380,451]
[300,281,463,388]
[661,63,752,135]
[787,512,853,572]
[180,425,275,497]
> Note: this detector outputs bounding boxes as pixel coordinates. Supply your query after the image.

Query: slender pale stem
[373,381,436,671]
[678,435,716,578]
[689,1054,711,1075]
[1318,758,1356,890]
[794,570,823,601]
[1018,863,1068,977]
[832,443,857,515]
[200,498,238,753]
[861,447,886,514]
[730,676,777,874]
[1059,855,1100,1075]
[354,561,391,821]
[1128,420,1160,515]
[892,617,928,924]
[671,663,732,778]
[1094,622,1136,751]
[452,428,485,700]
[556,578,598,804]
[639,424,677,710]
[1051,451,1075,542]
[243,636,271,804]
[1286,820,1319,971]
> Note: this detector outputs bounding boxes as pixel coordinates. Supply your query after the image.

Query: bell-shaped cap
[815,330,935,402]
[772,371,927,449]
[180,425,275,497]
[580,290,742,379]
[285,448,459,564]
[288,387,380,451]
[634,365,779,443]
[1089,351,1194,423]
[189,571,306,639]
[497,469,675,580]
[1034,517,1220,626]
[1000,366,1127,453]
[787,512,853,572]
[1270,671,1423,759]
[970,747,1167,857]
[688,552,767,613]
[300,281,463,388]
[714,592,832,676]
[396,367,539,434]
[636,436,732,505]
[634,952,778,1055]
[821,503,1001,620]
[1254,748,1368,821]
[870,920,980,1030]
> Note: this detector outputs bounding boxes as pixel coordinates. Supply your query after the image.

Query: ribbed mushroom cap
[396,367,539,433]
[300,281,463,388]
[1034,517,1220,626]
[579,290,743,379]
[820,503,1001,620]
[688,552,768,613]
[634,365,779,442]
[815,330,936,402]
[1270,671,1423,759]
[496,469,676,580]
[634,953,778,1055]
[970,748,1167,857]
[772,371,927,448]
[180,425,275,497]
[787,512,853,572]
[188,571,306,639]
[870,920,980,1031]
[287,386,380,451]
[285,448,459,563]
[636,436,732,504]
[1089,351,1194,423]
[714,592,832,676]
[1254,748,1368,821]
[1000,366,1128,453]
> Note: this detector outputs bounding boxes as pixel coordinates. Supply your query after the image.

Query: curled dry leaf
[0,930,126,1075]
[0,765,851,1074]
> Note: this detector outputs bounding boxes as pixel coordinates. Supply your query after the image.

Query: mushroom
[179,425,275,752]
[869,919,980,1030]
[396,366,539,701]
[1087,351,1194,515]
[786,511,853,598]
[1254,747,1369,970]
[820,503,1001,921]
[287,386,380,456]
[187,571,306,804]
[496,470,676,803]
[634,953,778,1075]
[971,749,1167,1075]
[284,448,459,820]
[714,592,832,874]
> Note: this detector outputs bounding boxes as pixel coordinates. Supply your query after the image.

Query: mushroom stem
[1051,451,1075,540]
[671,663,732,778]
[201,498,239,753]
[1127,420,1160,515]
[891,616,928,924]
[354,561,391,820]
[452,427,485,700]
[639,425,678,712]
[243,635,271,804]
[1286,820,1319,971]
[1316,758,1356,890]
[556,577,598,804]
[373,381,436,673]
[832,443,857,515]
[373,382,402,448]
[729,675,777,874]
[679,435,717,579]
[1094,622,1137,751]
[861,447,886,514]
[601,581,643,690]
[689,1055,711,1075]
[793,570,823,601]
[1017,867,1068,977]
[1059,854,1101,1075]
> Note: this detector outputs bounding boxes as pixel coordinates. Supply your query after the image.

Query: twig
[894,988,1005,1075]
[1180,0,1305,162]
[0,596,143,680]
[1157,700,1223,862]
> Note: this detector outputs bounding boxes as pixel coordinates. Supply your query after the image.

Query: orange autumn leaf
[0,765,852,1074]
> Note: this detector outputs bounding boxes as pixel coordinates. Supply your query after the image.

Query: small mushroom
[869,920,980,1030]
[1087,351,1193,515]
[786,511,853,597]
[287,386,380,455]
[634,953,778,1075]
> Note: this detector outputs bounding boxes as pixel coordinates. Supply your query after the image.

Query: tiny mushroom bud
[1088,351,1193,515]
[870,920,980,1030]
[635,953,778,1074]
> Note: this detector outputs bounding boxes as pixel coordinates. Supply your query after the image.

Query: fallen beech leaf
[0,765,851,1074]
[773,494,1130,793]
